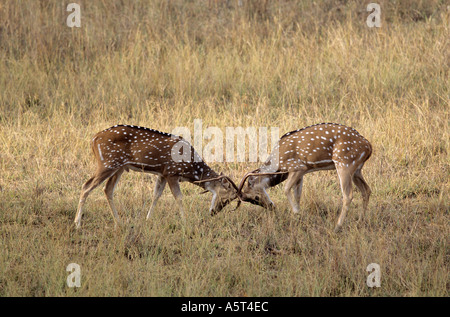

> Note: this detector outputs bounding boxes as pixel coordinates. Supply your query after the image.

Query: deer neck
[182,162,219,189]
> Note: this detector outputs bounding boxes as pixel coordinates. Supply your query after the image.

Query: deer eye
[254,196,260,202]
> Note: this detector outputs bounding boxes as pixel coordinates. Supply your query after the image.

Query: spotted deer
[236,123,372,232]
[74,125,240,229]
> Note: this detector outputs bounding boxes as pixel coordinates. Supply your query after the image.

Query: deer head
[235,169,288,211]
[194,174,241,215]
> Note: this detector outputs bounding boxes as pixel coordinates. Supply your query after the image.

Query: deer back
[91,125,218,182]
[260,123,372,174]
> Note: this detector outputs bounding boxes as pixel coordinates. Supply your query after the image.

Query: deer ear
[221,178,230,188]
[239,192,249,201]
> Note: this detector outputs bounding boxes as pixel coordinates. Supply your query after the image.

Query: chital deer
[236,123,372,232]
[74,125,240,229]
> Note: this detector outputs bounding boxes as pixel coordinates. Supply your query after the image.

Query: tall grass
[0,1,448,296]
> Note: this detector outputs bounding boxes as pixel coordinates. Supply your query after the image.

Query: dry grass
[0,0,448,296]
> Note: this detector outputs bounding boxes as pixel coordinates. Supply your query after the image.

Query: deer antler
[194,175,241,198]
[195,175,246,212]
[232,170,288,211]
[237,170,288,194]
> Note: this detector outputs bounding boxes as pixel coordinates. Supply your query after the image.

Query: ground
[0,1,448,296]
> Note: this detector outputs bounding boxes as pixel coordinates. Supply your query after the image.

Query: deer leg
[293,176,304,208]
[284,171,305,214]
[167,176,185,219]
[335,167,354,232]
[146,175,167,220]
[352,168,371,221]
[104,167,125,227]
[75,168,118,229]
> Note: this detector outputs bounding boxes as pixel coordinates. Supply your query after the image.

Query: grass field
[0,1,448,296]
